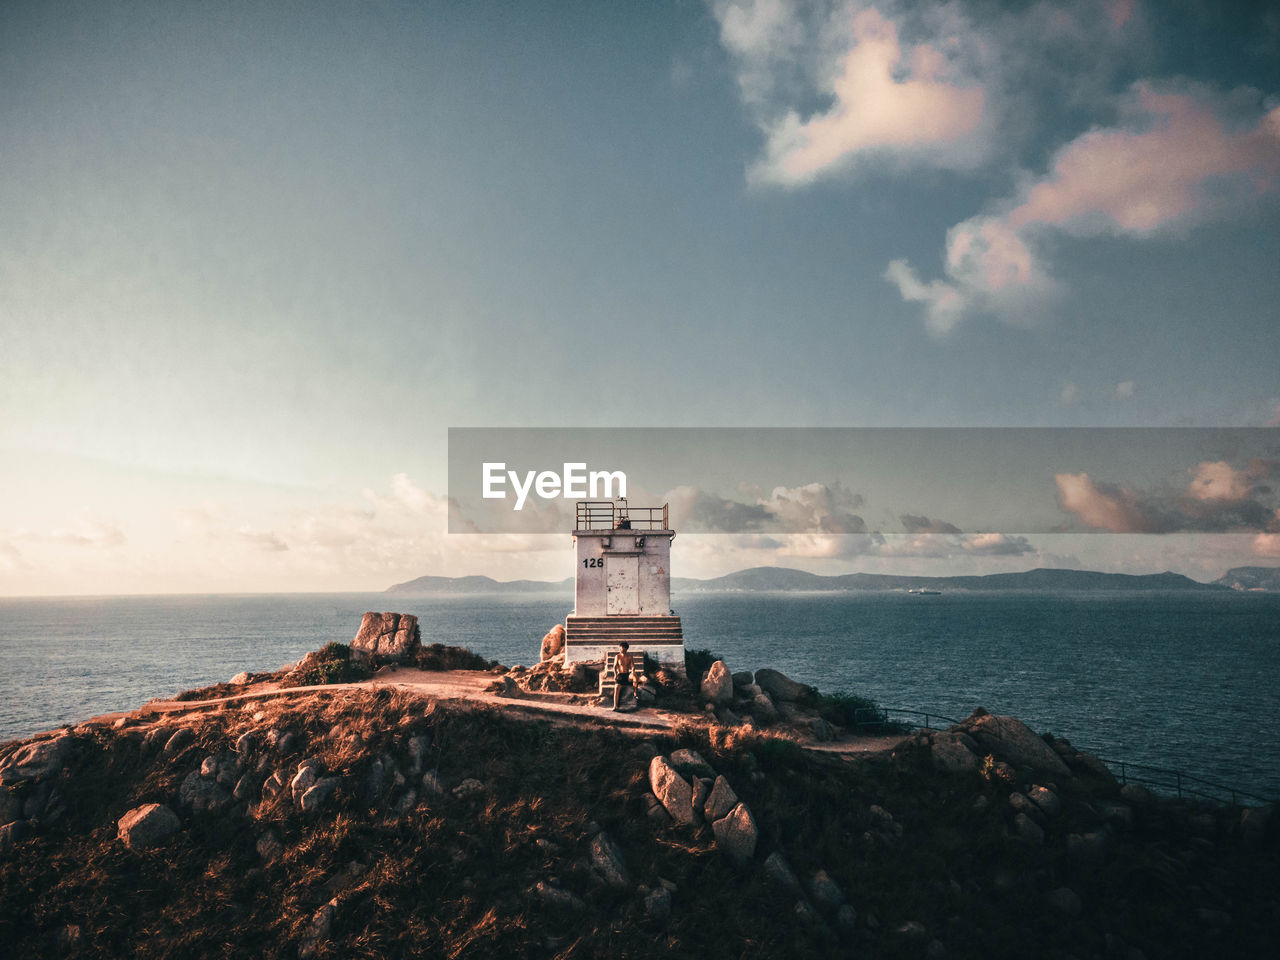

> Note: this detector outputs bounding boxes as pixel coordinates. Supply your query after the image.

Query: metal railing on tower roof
[575,501,669,531]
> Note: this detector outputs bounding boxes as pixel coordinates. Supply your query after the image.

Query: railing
[846,706,1274,805]
[1098,757,1274,807]
[575,501,669,531]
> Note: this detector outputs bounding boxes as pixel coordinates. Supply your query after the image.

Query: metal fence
[848,705,1274,806]
[574,500,669,531]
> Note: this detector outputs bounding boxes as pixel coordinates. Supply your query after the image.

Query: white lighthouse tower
[563,500,685,669]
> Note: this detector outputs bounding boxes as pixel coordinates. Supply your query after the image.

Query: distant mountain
[387,566,1229,595]
[385,574,572,596]
[1215,566,1280,592]
[673,566,1225,593]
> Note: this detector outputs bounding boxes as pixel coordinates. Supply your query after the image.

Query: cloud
[13,516,126,549]
[665,481,866,533]
[0,541,27,571]
[1112,380,1136,400]
[889,83,1280,330]
[1059,381,1079,405]
[900,513,961,534]
[1055,460,1280,533]
[713,1,991,186]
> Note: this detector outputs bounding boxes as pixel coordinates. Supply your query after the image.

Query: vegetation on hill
[2,680,1276,959]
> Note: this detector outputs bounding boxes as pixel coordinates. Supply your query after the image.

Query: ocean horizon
[3,589,1278,801]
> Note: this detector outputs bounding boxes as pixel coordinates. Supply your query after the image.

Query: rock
[645,795,672,827]
[453,778,485,800]
[0,791,21,825]
[896,920,928,941]
[804,717,837,741]
[588,832,630,888]
[1097,800,1133,828]
[291,766,319,805]
[1119,783,1157,806]
[22,781,52,819]
[835,904,858,929]
[178,771,232,815]
[643,885,672,923]
[1066,832,1107,867]
[712,802,758,867]
[1045,887,1082,917]
[809,869,845,911]
[700,660,734,705]
[648,757,696,826]
[163,728,197,758]
[715,706,742,726]
[750,691,778,723]
[754,668,812,702]
[732,670,753,687]
[704,775,739,822]
[691,777,713,820]
[668,749,714,777]
[233,773,261,802]
[931,732,982,773]
[1009,792,1045,825]
[421,771,445,796]
[116,803,180,850]
[540,624,566,661]
[0,735,74,783]
[1014,812,1044,845]
[793,899,822,925]
[533,881,585,911]
[300,777,340,813]
[394,790,417,815]
[0,819,32,854]
[960,712,1071,778]
[261,771,285,798]
[407,735,431,774]
[926,939,947,959]
[1027,784,1062,818]
[762,851,802,895]
[351,611,421,662]
[229,671,251,685]
[256,831,283,860]
[298,897,340,959]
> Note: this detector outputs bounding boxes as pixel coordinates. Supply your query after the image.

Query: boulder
[643,885,672,923]
[300,777,341,813]
[810,869,845,912]
[691,777,713,821]
[588,831,630,889]
[704,775,739,822]
[453,778,485,800]
[1240,805,1272,847]
[1066,831,1107,867]
[959,712,1070,778]
[116,803,180,850]
[700,660,734,705]
[532,881,585,911]
[351,612,420,663]
[0,735,73,784]
[754,669,812,702]
[668,749,714,777]
[539,624,566,661]
[291,765,319,805]
[407,735,431,774]
[0,819,32,854]
[178,771,231,815]
[256,831,283,861]
[1014,812,1044,845]
[229,672,251,686]
[731,671,754,688]
[648,756,696,825]
[762,851,802,895]
[711,802,758,867]
[162,728,195,758]
[298,898,340,959]
[1027,784,1062,818]
[931,732,982,774]
[750,691,778,724]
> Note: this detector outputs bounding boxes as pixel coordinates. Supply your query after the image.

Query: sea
[2,590,1278,801]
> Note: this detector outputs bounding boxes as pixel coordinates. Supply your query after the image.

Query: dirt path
[64,668,908,757]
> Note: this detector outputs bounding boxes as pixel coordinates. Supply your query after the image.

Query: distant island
[385,565,1279,596]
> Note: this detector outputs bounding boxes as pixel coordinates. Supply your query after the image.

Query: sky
[1,0,1278,595]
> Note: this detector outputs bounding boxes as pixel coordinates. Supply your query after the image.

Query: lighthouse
[563,500,685,669]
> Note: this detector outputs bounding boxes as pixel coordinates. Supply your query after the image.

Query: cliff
[1,677,1276,959]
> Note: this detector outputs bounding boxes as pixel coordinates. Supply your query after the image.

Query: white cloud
[1113,380,1136,400]
[889,83,1280,330]
[713,1,991,186]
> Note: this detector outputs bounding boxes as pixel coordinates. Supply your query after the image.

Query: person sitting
[612,641,636,711]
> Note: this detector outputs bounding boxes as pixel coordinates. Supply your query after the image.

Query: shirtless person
[612,641,636,711]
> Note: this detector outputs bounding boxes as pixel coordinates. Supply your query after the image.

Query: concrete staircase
[564,615,684,651]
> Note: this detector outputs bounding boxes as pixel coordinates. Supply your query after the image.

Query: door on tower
[605,555,640,614]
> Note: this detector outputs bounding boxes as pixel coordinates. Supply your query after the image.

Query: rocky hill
[1215,566,1280,591]
[1,669,1276,959]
